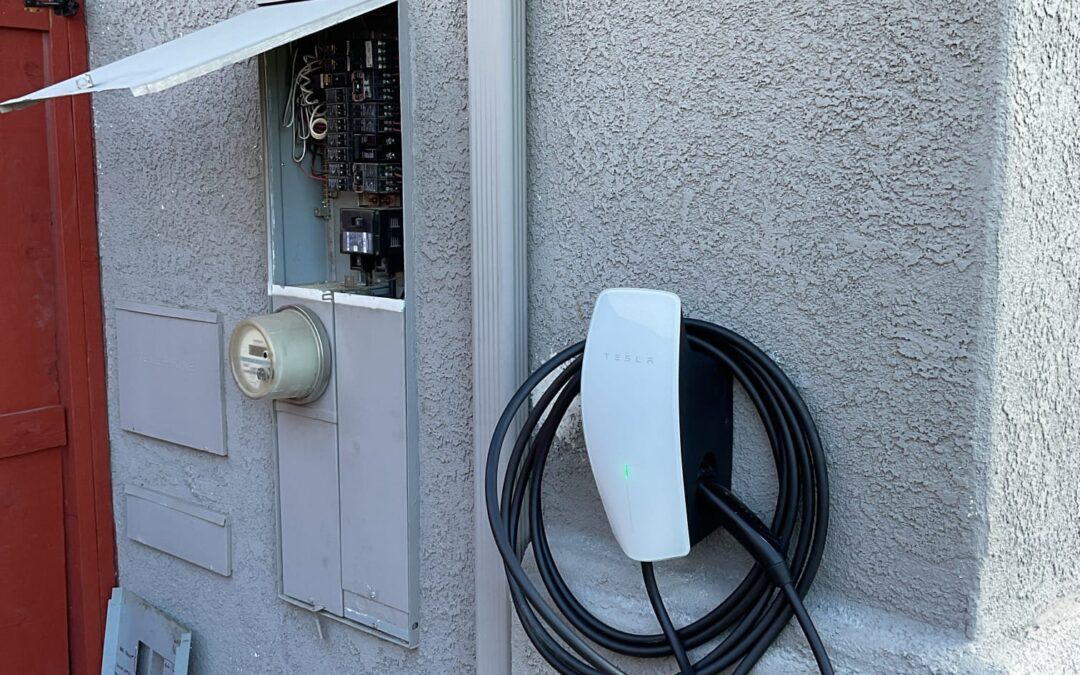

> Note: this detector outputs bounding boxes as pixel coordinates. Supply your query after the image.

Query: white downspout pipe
[467,0,527,672]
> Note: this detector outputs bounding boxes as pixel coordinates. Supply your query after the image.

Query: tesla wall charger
[581,288,731,562]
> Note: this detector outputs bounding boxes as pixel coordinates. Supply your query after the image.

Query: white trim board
[467,0,528,670]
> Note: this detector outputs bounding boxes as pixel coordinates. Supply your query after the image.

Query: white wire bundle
[283,49,328,164]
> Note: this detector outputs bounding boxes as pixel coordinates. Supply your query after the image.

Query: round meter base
[228,305,331,405]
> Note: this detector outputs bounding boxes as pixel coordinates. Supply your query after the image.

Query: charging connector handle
[701,483,792,587]
[485,317,832,674]
[701,483,833,674]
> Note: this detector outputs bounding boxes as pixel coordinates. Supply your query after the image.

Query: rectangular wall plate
[115,302,227,455]
[125,484,232,576]
[335,294,414,644]
[276,410,343,614]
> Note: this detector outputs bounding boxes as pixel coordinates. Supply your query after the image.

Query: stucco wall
[515,0,1080,672]
[526,0,1000,627]
[977,0,1080,668]
[514,0,1074,672]
[83,0,1080,672]
[89,1,474,672]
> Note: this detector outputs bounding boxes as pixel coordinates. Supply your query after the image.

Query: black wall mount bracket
[679,322,735,546]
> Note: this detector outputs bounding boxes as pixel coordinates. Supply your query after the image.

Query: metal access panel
[335,296,415,643]
[270,288,416,646]
[115,302,227,455]
[276,410,343,615]
[124,485,232,576]
[251,0,418,649]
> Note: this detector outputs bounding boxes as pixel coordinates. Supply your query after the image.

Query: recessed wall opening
[262,4,408,300]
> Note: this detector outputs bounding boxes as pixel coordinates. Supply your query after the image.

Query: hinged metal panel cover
[0,0,394,112]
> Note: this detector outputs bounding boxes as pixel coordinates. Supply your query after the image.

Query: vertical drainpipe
[468,0,527,671]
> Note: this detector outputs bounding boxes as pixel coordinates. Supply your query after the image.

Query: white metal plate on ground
[101,587,191,675]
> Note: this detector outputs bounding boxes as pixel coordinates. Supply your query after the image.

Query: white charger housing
[581,288,690,562]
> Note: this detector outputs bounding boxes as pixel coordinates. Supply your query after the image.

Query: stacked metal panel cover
[272,287,417,647]
[1,0,419,651]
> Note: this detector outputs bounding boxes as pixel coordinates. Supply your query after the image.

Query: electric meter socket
[228,305,331,404]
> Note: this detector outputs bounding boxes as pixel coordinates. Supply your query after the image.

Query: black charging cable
[485,318,832,674]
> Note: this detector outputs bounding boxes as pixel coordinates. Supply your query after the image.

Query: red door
[0,2,116,673]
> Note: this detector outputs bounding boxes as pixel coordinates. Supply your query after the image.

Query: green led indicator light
[623,463,631,480]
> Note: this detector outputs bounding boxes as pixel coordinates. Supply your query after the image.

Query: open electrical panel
[263,4,409,299]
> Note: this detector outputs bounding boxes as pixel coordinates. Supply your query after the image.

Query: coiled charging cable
[485,318,833,674]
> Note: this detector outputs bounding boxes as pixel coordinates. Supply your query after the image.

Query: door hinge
[25,0,79,17]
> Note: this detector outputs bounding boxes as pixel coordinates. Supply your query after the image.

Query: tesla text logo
[605,352,655,365]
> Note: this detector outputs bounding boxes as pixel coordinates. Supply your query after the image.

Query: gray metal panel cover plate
[0,0,395,112]
[124,484,232,576]
[277,411,344,615]
[334,300,413,639]
[115,302,227,455]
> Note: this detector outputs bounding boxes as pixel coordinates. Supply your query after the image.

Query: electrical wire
[641,562,693,675]
[283,48,328,164]
[782,582,832,674]
[485,318,833,674]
